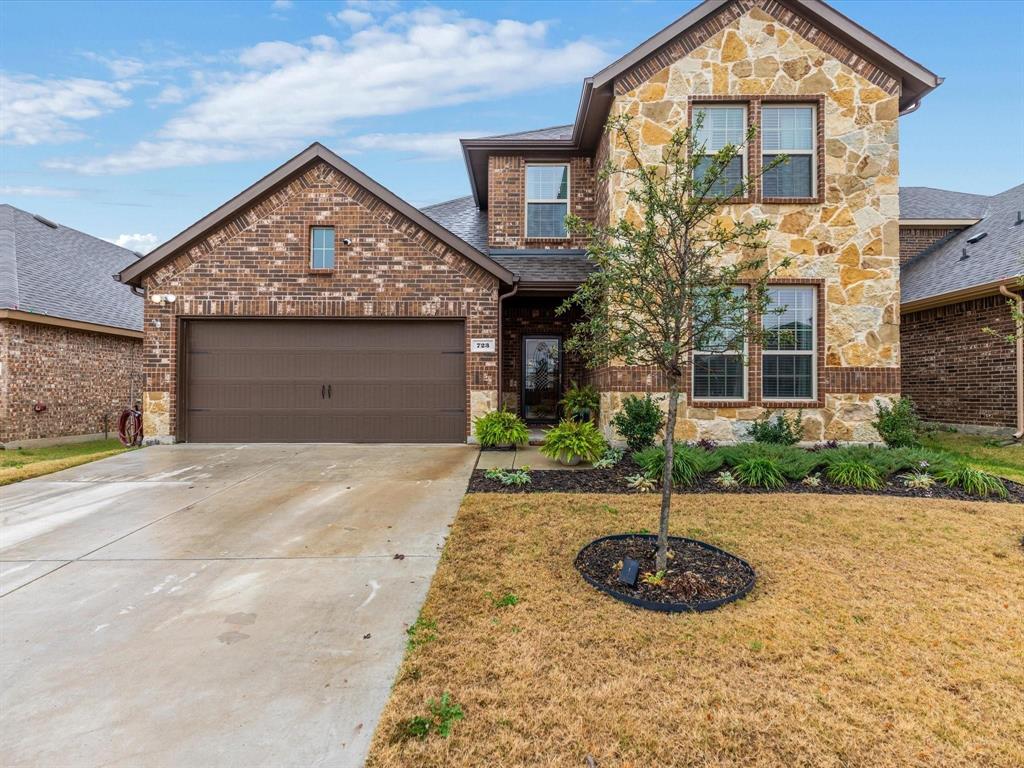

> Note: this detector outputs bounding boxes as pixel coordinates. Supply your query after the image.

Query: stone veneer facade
[0,319,142,445]
[584,0,902,442]
[140,161,499,442]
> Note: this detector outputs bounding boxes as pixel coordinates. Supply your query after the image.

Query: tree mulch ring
[467,459,1024,503]
[575,534,756,613]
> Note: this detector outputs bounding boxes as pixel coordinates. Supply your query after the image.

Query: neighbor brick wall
[487,155,595,249]
[0,319,142,444]
[901,294,1017,428]
[142,160,500,441]
[899,225,967,266]
[500,297,585,416]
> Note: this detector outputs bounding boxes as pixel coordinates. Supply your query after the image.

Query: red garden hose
[118,405,143,447]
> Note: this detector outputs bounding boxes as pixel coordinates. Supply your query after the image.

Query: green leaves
[474,409,529,448]
[539,419,607,464]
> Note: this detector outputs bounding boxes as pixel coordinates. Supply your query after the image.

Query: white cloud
[271,0,293,8]
[149,84,188,106]
[107,233,160,253]
[82,52,146,79]
[331,8,373,28]
[0,185,81,198]
[348,131,482,159]
[1,74,132,145]
[49,6,606,174]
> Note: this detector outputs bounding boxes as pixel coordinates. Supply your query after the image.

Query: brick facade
[898,225,967,266]
[142,161,499,442]
[0,319,142,444]
[487,155,595,249]
[499,297,586,416]
[901,294,1018,429]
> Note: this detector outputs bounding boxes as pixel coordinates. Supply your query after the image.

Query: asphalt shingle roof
[900,187,992,220]
[420,195,489,253]
[475,124,575,142]
[901,184,1024,304]
[0,204,143,331]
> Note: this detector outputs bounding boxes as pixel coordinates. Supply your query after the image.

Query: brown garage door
[183,319,465,443]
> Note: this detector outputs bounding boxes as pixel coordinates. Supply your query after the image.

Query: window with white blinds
[526,165,569,238]
[694,105,747,197]
[761,105,816,198]
[762,286,816,400]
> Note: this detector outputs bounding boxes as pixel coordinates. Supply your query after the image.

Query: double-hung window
[692,287,747,400]
[694,105,747,197]
[311,226,335,269]
[762,286,816,400]
[526,164,569,238]
[761,105,815,198]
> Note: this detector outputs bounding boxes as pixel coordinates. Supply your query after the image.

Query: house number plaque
[471,338,496,353]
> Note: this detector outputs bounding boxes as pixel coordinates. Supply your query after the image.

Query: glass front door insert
[523,336,561,422]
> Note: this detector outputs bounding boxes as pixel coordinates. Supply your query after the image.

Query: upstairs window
[526,164,569,238]
[311,226,335,269]
[762,286,816,400]
[761,105,815,198]
[694,105,747,197]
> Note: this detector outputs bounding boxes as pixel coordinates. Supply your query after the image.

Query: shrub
[610,394,664,453]
[884,446,955,475]
[825,458,883,490]
[733,456,786,489]
[634,443,723,486]
[625,473,656,492]
[402,692,464,740]
[934,464,1008,498]
[694,438,719,452]
[483,467,531,486]
[748,409,804,445]
[717,443,820,481]
[818,445,902,477]
[900,472,936,490]
[474,409,529,448]
[560,381,600,423]
[872,397,923,448]
[801,473,822,487]
[593,446,624,469]
[714,470,739,488]
[540,419,606,464]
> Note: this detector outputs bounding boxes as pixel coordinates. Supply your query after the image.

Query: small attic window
[966,232,987,244]
[32,214,58,228]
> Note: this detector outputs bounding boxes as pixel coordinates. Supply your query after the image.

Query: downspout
[496,276,521,412]
[999,284,1024,439]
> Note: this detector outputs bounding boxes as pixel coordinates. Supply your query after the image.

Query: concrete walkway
[0,443,476,768]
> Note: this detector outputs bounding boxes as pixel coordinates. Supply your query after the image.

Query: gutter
[496,276,521,411]
[999,284,1024,439]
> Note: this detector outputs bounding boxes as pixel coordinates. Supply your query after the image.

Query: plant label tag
[471,338,495,353]
[618,557,640,586]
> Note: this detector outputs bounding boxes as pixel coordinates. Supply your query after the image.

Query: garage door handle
[328,384,332,399]
[321,384,325,399]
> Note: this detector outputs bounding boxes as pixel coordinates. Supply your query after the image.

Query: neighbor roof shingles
[901,184,1024,304]
[0,204,143,331]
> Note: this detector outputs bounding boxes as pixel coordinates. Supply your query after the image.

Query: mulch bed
[468,458,1024,503]
[574,534,755,611]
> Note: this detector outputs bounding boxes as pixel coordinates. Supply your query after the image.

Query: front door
[522,336,561,422]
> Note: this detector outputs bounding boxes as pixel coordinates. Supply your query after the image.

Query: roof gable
[119,143,514,287]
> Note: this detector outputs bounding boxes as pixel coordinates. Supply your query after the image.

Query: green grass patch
[920,431,1024,483]
[0,439,130,485]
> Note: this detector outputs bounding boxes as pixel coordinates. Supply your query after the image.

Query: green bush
[540,419,606,464]
[473,409,529,448]
[884,446,955,475]
[733,456,786,489]
[610,394,664,453]
[717,443,821,481]
[748,409,804,445]
[817,445,902,477]
[633,443,723,487]
[825,458,883,490]
[560,381,600,423]
[872,397,923,448]
[934,464,1008,498]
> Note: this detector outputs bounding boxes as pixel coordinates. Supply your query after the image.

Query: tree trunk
[656,379,681,572]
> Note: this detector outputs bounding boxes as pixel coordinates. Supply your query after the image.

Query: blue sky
[2,0,1022,253]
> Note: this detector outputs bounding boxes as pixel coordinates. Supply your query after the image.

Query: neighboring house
[117,0,941,445]
[0,205,143,447]
[900,184,1024,436]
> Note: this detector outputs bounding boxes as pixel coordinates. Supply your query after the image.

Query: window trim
[761,285,818,403]
[760,103,817,200]
[309,225,336,270]
[525,163,571,240]
[693,103,748,198]
[691,287,749,403]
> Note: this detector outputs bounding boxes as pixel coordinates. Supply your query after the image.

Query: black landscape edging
[574,534,756,613]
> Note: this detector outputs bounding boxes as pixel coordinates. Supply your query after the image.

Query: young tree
[561,112,791,571]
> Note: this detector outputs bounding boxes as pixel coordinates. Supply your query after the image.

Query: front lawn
[0,438,130,485]
[367,493,1024,767]
[921,431,1024,483]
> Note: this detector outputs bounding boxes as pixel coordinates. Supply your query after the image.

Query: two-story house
[117,0,940,445]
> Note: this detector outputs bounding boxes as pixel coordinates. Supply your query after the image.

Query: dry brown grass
[367,493,1024,768]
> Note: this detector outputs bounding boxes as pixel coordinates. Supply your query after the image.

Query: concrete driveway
[0,443,477,768]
